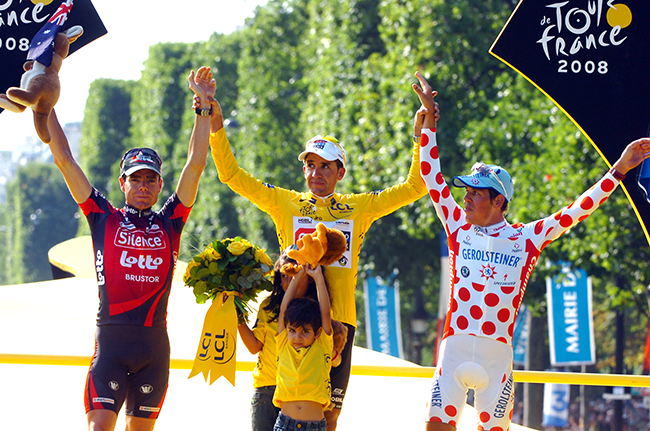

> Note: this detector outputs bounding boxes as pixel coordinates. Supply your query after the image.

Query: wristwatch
[195,107,212,117]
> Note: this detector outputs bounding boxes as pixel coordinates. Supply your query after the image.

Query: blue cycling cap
[452,162,514,202]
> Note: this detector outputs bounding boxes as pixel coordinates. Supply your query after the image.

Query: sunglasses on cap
[471,162,510,200]
[120,148,163,177]
[120,148,162,166]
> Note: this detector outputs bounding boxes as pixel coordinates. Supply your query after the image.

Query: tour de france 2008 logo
[537,1,633,75]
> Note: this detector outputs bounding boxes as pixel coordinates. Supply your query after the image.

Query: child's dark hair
[284,297,322,332]
[263,249,319,322]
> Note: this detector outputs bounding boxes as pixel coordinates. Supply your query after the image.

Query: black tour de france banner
[490,0,650,245]
[0,0,107,114]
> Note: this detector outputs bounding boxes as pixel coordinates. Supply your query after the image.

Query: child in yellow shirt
[273,263,332,431]
[238,249,320,431]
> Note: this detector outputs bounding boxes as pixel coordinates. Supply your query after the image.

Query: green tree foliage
[0,179,24,285]
[80,79,135,204]
[2,163,78,283]
[130,42,202,199]
[10,0,644,386]
[179,32,246,260]
[224,0,311,250]
[2,2,648,427]
[134,36,248,256]
[300,0,384,146]
[0,203,10,285]
[295,0,520,348]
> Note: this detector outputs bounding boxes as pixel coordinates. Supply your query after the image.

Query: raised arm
[175,66,216,206]
[48,109,92,203]
[523,139,650,247]
[308,264,331,336]
[209,95,224,134]
[277,266,307,334]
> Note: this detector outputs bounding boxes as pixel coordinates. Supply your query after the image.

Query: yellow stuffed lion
[282,223,347,276]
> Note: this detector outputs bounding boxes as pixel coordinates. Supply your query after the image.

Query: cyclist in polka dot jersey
[412,71,650,431]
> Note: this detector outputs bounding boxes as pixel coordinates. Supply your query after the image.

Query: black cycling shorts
[329,323,355,409]
[84,325,170,419]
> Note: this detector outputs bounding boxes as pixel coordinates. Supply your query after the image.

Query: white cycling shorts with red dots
[425,334,515,431]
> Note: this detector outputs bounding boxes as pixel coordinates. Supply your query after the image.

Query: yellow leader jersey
[273,329,333,409]
[251,297,279,388]
[209,129,427,327]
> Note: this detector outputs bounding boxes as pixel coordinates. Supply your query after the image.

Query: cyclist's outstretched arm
[176,66,215,207]
[48,109,92,203]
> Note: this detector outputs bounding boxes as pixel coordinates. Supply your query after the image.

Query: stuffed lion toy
[281,223,347,276]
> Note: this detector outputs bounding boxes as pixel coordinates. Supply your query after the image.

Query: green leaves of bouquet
[184,237,274,324]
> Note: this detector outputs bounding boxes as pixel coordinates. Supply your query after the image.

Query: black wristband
[195,107,212,117]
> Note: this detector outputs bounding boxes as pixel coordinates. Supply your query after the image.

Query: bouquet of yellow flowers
[184,237,274,323]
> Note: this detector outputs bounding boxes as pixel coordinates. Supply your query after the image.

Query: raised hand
[612,138,650,175]
[412,71,438,113]
[188,66,216,101]
[412,71,440,132]
[305,262,324,282]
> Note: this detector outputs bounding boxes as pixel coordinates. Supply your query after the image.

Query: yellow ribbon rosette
[189,292,238,385]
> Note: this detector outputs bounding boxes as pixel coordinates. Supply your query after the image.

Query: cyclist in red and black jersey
[46,66,215,431]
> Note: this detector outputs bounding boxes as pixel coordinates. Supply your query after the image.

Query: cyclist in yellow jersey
[195,87,439,430]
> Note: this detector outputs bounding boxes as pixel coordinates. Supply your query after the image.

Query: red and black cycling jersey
[80,188,191,328]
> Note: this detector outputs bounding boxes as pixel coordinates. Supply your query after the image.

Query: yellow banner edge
[4,353,650,387]
[487,3,650,246]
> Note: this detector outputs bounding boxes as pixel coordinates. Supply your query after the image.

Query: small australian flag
[26,0,74,67]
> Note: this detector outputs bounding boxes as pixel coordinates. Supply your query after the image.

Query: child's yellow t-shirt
[251,297,279,388]
[272,328,333,409]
